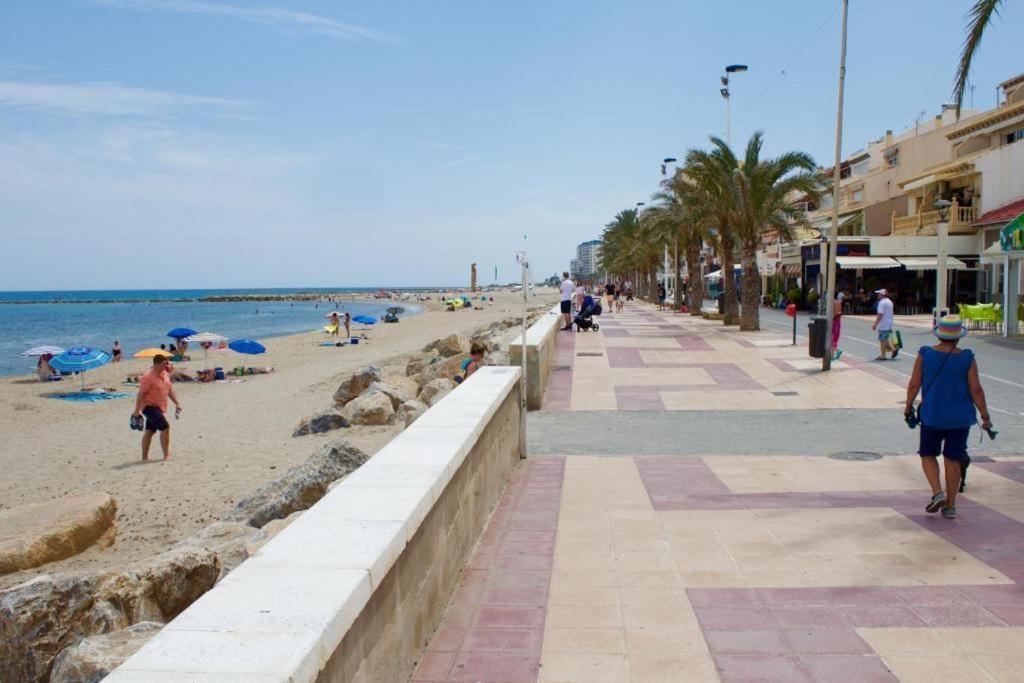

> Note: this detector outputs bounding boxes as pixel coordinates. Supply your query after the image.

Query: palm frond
[954,0,1002,118]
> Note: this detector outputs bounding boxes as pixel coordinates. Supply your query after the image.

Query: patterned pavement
[415,302,1024,682]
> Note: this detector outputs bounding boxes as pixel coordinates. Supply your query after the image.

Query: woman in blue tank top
[904,315,992,519]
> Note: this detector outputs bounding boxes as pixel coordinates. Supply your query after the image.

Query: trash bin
[808,315,827,358]
[717,293,725,314]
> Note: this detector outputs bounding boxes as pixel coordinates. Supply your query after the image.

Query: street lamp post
[934,199,952,324]
[636,202,646,298]
[721,64,748,146]
[821,0,848,372]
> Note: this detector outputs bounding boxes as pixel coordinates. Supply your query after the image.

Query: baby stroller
[573,295,602,331]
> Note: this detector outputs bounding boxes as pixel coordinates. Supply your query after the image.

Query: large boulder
[418,353,470,388]
[425,333,468,358]
[340,391,395,426]
[0,547,218,682]
[292,408,350,437]
[173,521,268,580]
[222,440,368,528]
[365,381,412,410]
[396,400,428,427]
[50,621,163,683]
[418,378,455,406]
[385,375,421,401]
[405,350,439,376]
[332,365,381,406]
[0,492,117,575]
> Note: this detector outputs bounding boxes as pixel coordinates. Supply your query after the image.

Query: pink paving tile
[449,652,540,683]
[757,588,830,607]
[822,587,904,607]
[713,654,814,683]
[892,585,974,606]
[540,331,574,410]
[769,606,853,630]
[462,627,543,653]
[693,606,776,630]
[412,651,457,682]
[839,604,926,628]
[781,629,874,655]
[703,629,791,655]
[418,458,564,682]
[688,588,763,609]
[984,604,1024,626]
[798,654,897,682]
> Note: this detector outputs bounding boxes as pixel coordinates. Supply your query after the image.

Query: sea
[0,288,430,377]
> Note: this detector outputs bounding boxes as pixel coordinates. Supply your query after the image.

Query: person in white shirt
[559,272,575,330]
[871,288,898,360]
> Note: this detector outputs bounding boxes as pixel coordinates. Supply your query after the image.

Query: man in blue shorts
[871,288,898,360]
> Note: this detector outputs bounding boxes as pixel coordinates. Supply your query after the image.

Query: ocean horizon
[0,287,438,377]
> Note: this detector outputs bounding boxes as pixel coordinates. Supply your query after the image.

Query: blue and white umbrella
[50,347,111,389]
[184,331,228,369]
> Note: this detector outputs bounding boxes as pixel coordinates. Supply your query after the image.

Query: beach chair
[37,370,63,382]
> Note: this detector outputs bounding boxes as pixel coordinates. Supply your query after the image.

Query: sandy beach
[0,289,556,589]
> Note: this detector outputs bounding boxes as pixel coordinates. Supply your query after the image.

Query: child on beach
[455,343,487,384]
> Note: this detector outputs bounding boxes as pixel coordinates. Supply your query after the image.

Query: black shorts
[560,300,572,314]
[919,425,969,461]
[143,405,170,432]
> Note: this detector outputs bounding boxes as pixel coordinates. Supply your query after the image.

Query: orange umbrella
[133,348,171,358]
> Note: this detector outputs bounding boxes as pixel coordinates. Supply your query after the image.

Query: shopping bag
[894,330,904,349]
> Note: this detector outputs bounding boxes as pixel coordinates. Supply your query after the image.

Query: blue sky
[0,0,1019,290]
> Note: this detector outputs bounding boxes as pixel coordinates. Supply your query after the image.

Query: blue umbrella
[167,327,197,339]
[228,339,266,355]
[50,347,112,390]
[352,315,376,325]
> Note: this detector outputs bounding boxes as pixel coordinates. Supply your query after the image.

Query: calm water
[0,288,426,377]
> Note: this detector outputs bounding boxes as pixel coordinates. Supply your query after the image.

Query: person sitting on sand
[455,342,487,384]
[132,354,182,461]
[37,353,58,381]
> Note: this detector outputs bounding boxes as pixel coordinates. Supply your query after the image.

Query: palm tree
[598,208,643,287]
[954,0,1003,117]
[681,137,743,325]
[644,175,709,315]
[728,132,820,331]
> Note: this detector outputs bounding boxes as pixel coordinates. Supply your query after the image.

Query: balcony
[891,202,977,236]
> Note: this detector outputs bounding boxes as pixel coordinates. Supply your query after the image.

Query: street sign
[1000,212,1024,252]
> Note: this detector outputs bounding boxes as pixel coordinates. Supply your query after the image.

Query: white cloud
[92,0,398,43]
[0,80,252,117]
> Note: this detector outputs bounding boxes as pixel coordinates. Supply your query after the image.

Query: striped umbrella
[184,332,228,369]
[21,345,65,357]
[50,347,111,390]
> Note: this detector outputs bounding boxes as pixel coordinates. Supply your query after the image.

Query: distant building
[573,240,602,282]
[569,259,580,279]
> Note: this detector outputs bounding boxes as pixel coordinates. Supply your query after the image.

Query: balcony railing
[891,201,976,236]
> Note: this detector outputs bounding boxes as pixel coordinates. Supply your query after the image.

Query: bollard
[786,303,797,345]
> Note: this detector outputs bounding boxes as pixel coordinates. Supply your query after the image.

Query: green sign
[1001,211,1024,252]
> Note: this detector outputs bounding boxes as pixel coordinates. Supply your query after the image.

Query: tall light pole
[822,0,848,372]
[636,202,646,299]
[662,157,681,309]
[934,199,952,323]
[721,64,748,146]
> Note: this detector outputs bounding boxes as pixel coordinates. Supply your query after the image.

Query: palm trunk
[686,240,702,315]
[720,232,739,325]
[739,241,761,331]
[672,239,682,311]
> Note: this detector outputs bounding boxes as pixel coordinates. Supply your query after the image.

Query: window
[885,148,900,167]
[1005,128,1024,145]
[852,189,863,202]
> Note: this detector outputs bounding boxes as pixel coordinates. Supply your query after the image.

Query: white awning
[902,175,937,192]
[896,257,968,270]
[835,256,901,269]
[979,242,1005,264]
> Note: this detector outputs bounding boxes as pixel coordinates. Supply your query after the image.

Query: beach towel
[49,392,132,402]
[324,323,339,334]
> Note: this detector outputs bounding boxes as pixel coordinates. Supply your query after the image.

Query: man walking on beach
[560,271,574,330]
[871,288,898,361]
[132,354,182,461]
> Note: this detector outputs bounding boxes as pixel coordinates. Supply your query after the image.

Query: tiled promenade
[414,304,1024,682]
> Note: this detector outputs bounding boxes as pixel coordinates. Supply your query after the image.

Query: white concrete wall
[975,142,1024,215]
[508,304,562,410]
[106,366,523,682]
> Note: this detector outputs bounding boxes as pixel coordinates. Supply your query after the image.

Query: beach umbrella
[228,339,266,355]
[167,327,197,339]
[21,345,65,357]
[50,347,111,390]
[386,307,404,315]
[134,347,172,359]
[352,315,376,325]
[184,332,228,369]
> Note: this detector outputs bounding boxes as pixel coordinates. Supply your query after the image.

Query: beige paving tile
[621,599,699,629]
[548,583,620,606]
[971,654,1024,682]
[546,603,622,629]
[538,653,630,683]
[627,654,718,682]
[936,628,1024,654]
[543,627,627,655]
[624,628,709,658]
[879,654,993,683]
[858,627,949,655]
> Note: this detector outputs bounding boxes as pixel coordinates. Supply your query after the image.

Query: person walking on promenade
[831,290,845,361]
[604,280,616,313]
[559,272,574,330]
[132,354,182,461]
[904,315,991,519]
[871,288,898,360]
[657,282,667,310]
